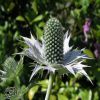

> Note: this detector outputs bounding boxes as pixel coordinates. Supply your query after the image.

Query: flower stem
[45,73,54,100]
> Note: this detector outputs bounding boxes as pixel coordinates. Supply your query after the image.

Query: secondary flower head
[83,18,91,42]
[83,18,91,33]
[21,17,92,83]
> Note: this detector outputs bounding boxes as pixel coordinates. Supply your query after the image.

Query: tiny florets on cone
[44,17,64,64]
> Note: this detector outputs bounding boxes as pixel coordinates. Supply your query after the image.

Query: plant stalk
[45,72,54,100]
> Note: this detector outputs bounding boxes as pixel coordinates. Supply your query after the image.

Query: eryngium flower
[21,17,92,83]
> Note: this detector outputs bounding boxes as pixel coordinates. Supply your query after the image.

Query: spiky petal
[22,34,44,64]
[63,31,72,54]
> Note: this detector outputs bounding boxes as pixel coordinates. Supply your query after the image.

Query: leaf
[14,85,28,100]
[94,92,99,100]
[32,15,43,23]
[78,90,90,100]
[50,95,57,100]
[35,26,43,40]
[0,57,23,87]
[38,80,48,88]
[3,57,17,70]
[0,94,5,100]
[16,56,24,76]
[80,0,90,7]
[0,57,17,85]
[28,86,39,100]
[32,0,38,14]
[71,9,81,19]
[57,94,68,100]
[16,16,25,21]
[7,2,15,12]
[83,49,94,58]
[20,85,28,95]
[38,22,45,28]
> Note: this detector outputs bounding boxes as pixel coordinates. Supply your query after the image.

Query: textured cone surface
[44,17,64,64]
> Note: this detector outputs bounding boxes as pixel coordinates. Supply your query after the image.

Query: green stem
[45,73,54,100]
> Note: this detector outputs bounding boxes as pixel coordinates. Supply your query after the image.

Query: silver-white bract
[21,31,92,84]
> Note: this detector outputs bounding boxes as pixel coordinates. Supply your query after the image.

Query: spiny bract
[44,18,64,64]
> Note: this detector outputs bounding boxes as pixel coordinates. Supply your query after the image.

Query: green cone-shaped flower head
[44,17,64,64]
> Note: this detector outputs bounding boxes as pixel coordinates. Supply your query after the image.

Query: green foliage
[83,49,95,58]
[0,56,29,99]
[0,0,100,100]
[0,56,23,87]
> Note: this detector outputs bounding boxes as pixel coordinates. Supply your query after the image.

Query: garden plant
[0,0,100,100]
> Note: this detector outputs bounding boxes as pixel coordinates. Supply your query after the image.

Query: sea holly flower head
[21,17,92,83]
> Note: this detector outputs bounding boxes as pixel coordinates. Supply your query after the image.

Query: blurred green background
[0,0,100,100]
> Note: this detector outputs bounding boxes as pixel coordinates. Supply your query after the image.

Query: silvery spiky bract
[21,17,92,83]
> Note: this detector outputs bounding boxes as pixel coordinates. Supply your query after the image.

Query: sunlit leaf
[83,49,94,58]
[16,16,25,21]
[58,94,68,100]
[50,95,57,100]
[35,26,43,40]
[38,80,48,88]
[28,86,39,100]
[32,0,38,14]
[32,15,44,23]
